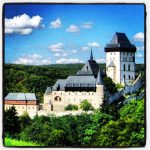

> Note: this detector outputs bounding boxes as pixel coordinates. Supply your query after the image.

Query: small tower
[105,32,136,85]
[90,48,93,61]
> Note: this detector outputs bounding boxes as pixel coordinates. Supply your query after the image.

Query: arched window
[123,64,125,71]
[54,96,61,102]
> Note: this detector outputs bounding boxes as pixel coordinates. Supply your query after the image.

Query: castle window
[127,53,128,56]
[129,75,130,79]
[124,75,125,79]
[133,56,135,62]
[123,64,125,71]
[87,66,88,71]
[128,64,130,71]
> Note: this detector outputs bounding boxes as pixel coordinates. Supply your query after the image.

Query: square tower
[105,32,136,85]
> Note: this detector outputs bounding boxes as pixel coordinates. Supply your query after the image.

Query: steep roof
[105,32,136,52]
[108,61,115,67]
[77,60,100,77]
[45,87,52,95]
[66,75,96,88]
[96,69,103,85]
[5,93,37,101]
[52,79,66,91]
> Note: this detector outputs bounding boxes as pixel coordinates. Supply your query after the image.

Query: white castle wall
[44,85,104,112]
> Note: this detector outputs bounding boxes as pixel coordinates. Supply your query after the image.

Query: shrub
[65,104,78,111]
[80,100,94,111]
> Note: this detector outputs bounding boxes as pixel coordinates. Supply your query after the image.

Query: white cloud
[137,45,144,51]
[87,42,100,48]
[54,53,61,57]
[133,32,144,42]
[54,52,67,57]
[81,22,93,29]
[136,53,144,58]
[81,46,89,51]
[96,58,106,63]
[50,18,61,29]
[56,58,83,64]
[5,13,43,35]
[48,43,64,52]
[66,24,80,33]
[13,54,51,65]
[71,49,77,53]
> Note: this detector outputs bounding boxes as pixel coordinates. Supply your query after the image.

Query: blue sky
[4,4,145,65]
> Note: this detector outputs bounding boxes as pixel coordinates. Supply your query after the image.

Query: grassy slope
[4,137,41,147]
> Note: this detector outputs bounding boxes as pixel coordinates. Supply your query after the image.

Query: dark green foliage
[64,104,78,110]
[80,99,94,111]
[4,99,144,147]
[4,106,20,138]
[19,112,31,130]
[103,76,117,94]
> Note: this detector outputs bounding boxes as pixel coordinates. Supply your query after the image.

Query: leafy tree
[80,100,94,111]
[47,129,65,146]
[64,104,78,110]
[19,112,31,130]
[103,76,117,94]
[4,106,20,138]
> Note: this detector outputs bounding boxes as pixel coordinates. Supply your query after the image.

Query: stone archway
[54,96,61,102]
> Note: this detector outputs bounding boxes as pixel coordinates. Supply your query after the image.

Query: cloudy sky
[4,4,145,65]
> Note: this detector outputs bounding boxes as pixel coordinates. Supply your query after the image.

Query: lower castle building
[44,51,105,111]
[4,93,39,116]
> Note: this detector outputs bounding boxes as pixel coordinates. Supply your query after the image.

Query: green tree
[48,129,65,146]
[4,106,20,138]
[80,100,94,111]
[103,76,117,94]
[19,112,31,130]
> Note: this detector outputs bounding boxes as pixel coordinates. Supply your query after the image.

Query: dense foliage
[4,106,20,138]
[65,104,78,110]
[4,99,145,147]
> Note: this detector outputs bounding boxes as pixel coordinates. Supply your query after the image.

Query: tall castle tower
[105,32,136,85]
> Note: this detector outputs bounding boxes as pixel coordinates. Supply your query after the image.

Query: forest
[4,63,144,103]
[4,98,145,147]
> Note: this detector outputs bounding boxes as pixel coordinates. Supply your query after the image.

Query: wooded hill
[4,63,144,102]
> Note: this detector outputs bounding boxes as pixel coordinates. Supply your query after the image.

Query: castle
[5,32,137,115]
[43,50,105,111]
[43,32,137,112]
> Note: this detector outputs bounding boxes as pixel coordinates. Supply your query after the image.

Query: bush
[116,83,124,90]
[65,104,78,110]
[80,100,94,111]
